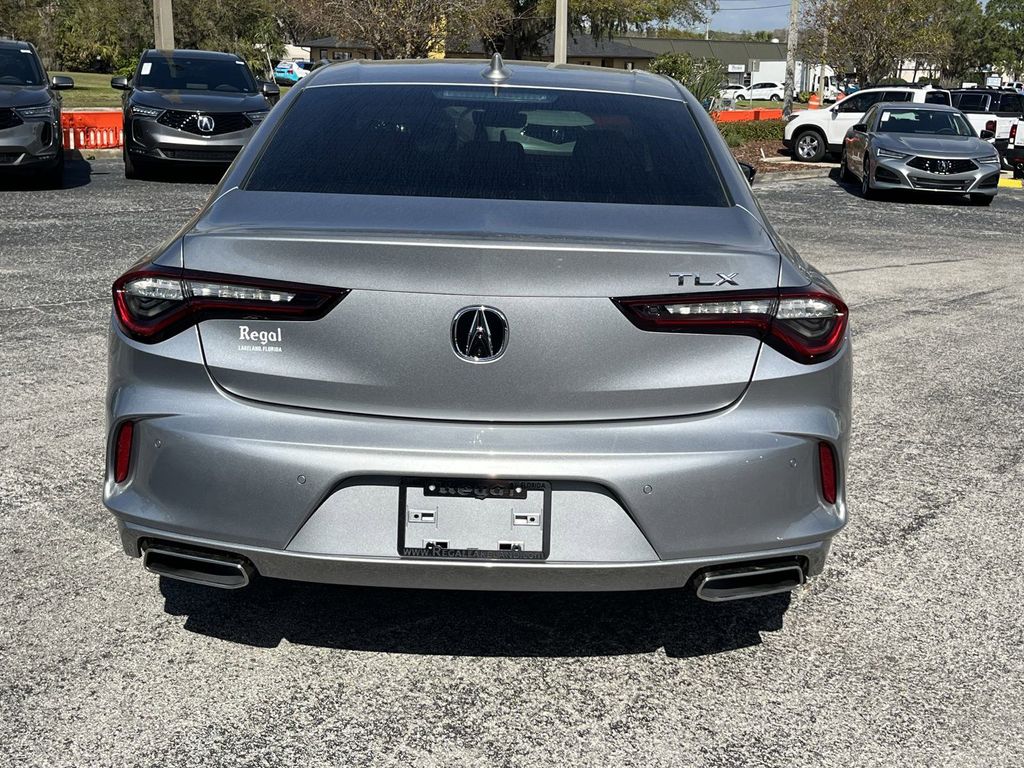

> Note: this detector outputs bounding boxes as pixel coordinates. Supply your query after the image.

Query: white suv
[748,81,785,101]
[784,86,952,162]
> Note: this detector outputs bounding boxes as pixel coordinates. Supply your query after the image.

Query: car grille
[906,157,976,175]
[156,110,251,136]
[159,147,240,162]
[909,176,971,191]
[0,108,24,130]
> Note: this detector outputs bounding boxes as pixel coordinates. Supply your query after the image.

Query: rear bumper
[125,116,252,164]
[105,321,851,591]
[0,118,62,169]
[120,521,832,591]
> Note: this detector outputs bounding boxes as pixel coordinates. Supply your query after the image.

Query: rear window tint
[924,91,951,105]
[244,85,729,207]
[954,93,989,111]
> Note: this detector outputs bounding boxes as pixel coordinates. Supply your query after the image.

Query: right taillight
[114,421,134,483]
[113,265,348,343]
[613,284,849,364]
[818,441,838,504]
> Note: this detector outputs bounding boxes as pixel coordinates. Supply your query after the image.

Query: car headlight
[785,113,800,122]
[15,103,54,120]
[246,110,270,125]
[876,148,911,161]
[131,104,162,118]
[975,153,1000,164]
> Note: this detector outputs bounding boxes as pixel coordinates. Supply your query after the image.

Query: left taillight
[613,284,849,364]
[112,266,348,343]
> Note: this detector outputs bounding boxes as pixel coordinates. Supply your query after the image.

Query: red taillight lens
[113,266,348,343]
[1011,123,1018,142]
[985,119,997,134]
[114,421,134,483]
[613,285,849,364]
[818,441,838,504]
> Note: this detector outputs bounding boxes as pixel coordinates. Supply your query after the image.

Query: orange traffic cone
[808,93,821,109]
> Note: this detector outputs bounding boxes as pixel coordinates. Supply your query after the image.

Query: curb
[998,177,1023,189]
[756,167,836,183]
[69,148,121,161]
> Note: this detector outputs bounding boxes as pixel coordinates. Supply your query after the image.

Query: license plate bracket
[398,478,551,561]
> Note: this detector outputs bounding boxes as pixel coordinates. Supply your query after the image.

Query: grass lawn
[52,71,292,109]
[52,71,124,109]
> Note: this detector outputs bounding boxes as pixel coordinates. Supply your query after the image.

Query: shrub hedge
[717,120,786,147]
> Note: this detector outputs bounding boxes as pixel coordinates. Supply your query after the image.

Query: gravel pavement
[1,160,1022,767]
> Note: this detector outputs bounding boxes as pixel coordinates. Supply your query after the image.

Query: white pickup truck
[784,86,951,162]
[949,89,1022,169]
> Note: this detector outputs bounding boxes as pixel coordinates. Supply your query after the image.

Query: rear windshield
[245,85,729,207]
[136,55,256,93]
[0,48,44,86]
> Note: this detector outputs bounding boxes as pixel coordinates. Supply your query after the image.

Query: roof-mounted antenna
[483,52,510,83]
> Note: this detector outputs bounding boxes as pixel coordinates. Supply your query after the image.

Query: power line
[712,4,791,9]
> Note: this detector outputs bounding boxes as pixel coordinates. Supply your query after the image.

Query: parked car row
[785,83,1020,202]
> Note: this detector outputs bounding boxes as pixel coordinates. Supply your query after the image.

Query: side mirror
[852,123,868,132]
[50,75,74,90]
[261,81,280,96]
[738,160,756,185]
[111,76,129,90]
[979,129,996,141]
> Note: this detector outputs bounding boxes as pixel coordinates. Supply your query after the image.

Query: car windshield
[877,109,974,137]
[135,55,257,93]
[0,48,44,86]
[245,84,729,207]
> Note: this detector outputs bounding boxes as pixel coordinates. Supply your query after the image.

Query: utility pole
[816,26,828,105]
[782,0,799,117]
[153,0,175,51]
[554,0,568,64]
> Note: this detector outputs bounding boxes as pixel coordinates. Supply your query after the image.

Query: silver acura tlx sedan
[105,56,851,601]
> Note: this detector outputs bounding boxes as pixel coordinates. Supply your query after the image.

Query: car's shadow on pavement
[830,168,987,206]
[135,164,228,185]
[0,157,93,190]
[159,576,791,658]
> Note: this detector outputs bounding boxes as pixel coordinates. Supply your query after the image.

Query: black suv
[112,49,279,178]
[0,39,73,186]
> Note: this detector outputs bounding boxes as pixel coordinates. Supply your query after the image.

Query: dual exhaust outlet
[142,543,253,589]
[143,540,806,601]
[694,560,805,602]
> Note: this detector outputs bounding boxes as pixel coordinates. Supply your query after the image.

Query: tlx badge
[670,272,739,287]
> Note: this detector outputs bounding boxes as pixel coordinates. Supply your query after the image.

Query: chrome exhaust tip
[695,561,805,602]
[142,543,254,589]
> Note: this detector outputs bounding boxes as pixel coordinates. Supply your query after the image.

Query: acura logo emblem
[451,306,508,363]
[196,114,215,133]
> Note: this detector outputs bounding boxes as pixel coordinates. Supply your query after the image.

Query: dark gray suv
[0,40,73,187]
[112,49,278,178]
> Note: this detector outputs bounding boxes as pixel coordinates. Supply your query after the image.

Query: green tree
[934,0,997,85]
[648,51,723,107]
[808,0,950,85]
[491,0,713,59]
[988,0,1024,76]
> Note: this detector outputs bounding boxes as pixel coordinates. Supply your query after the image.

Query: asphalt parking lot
[1,158,1022,767]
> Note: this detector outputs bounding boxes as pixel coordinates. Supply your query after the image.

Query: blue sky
[703,5,793,33]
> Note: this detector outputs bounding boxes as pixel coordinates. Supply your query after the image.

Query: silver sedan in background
[840,102,1001,204]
